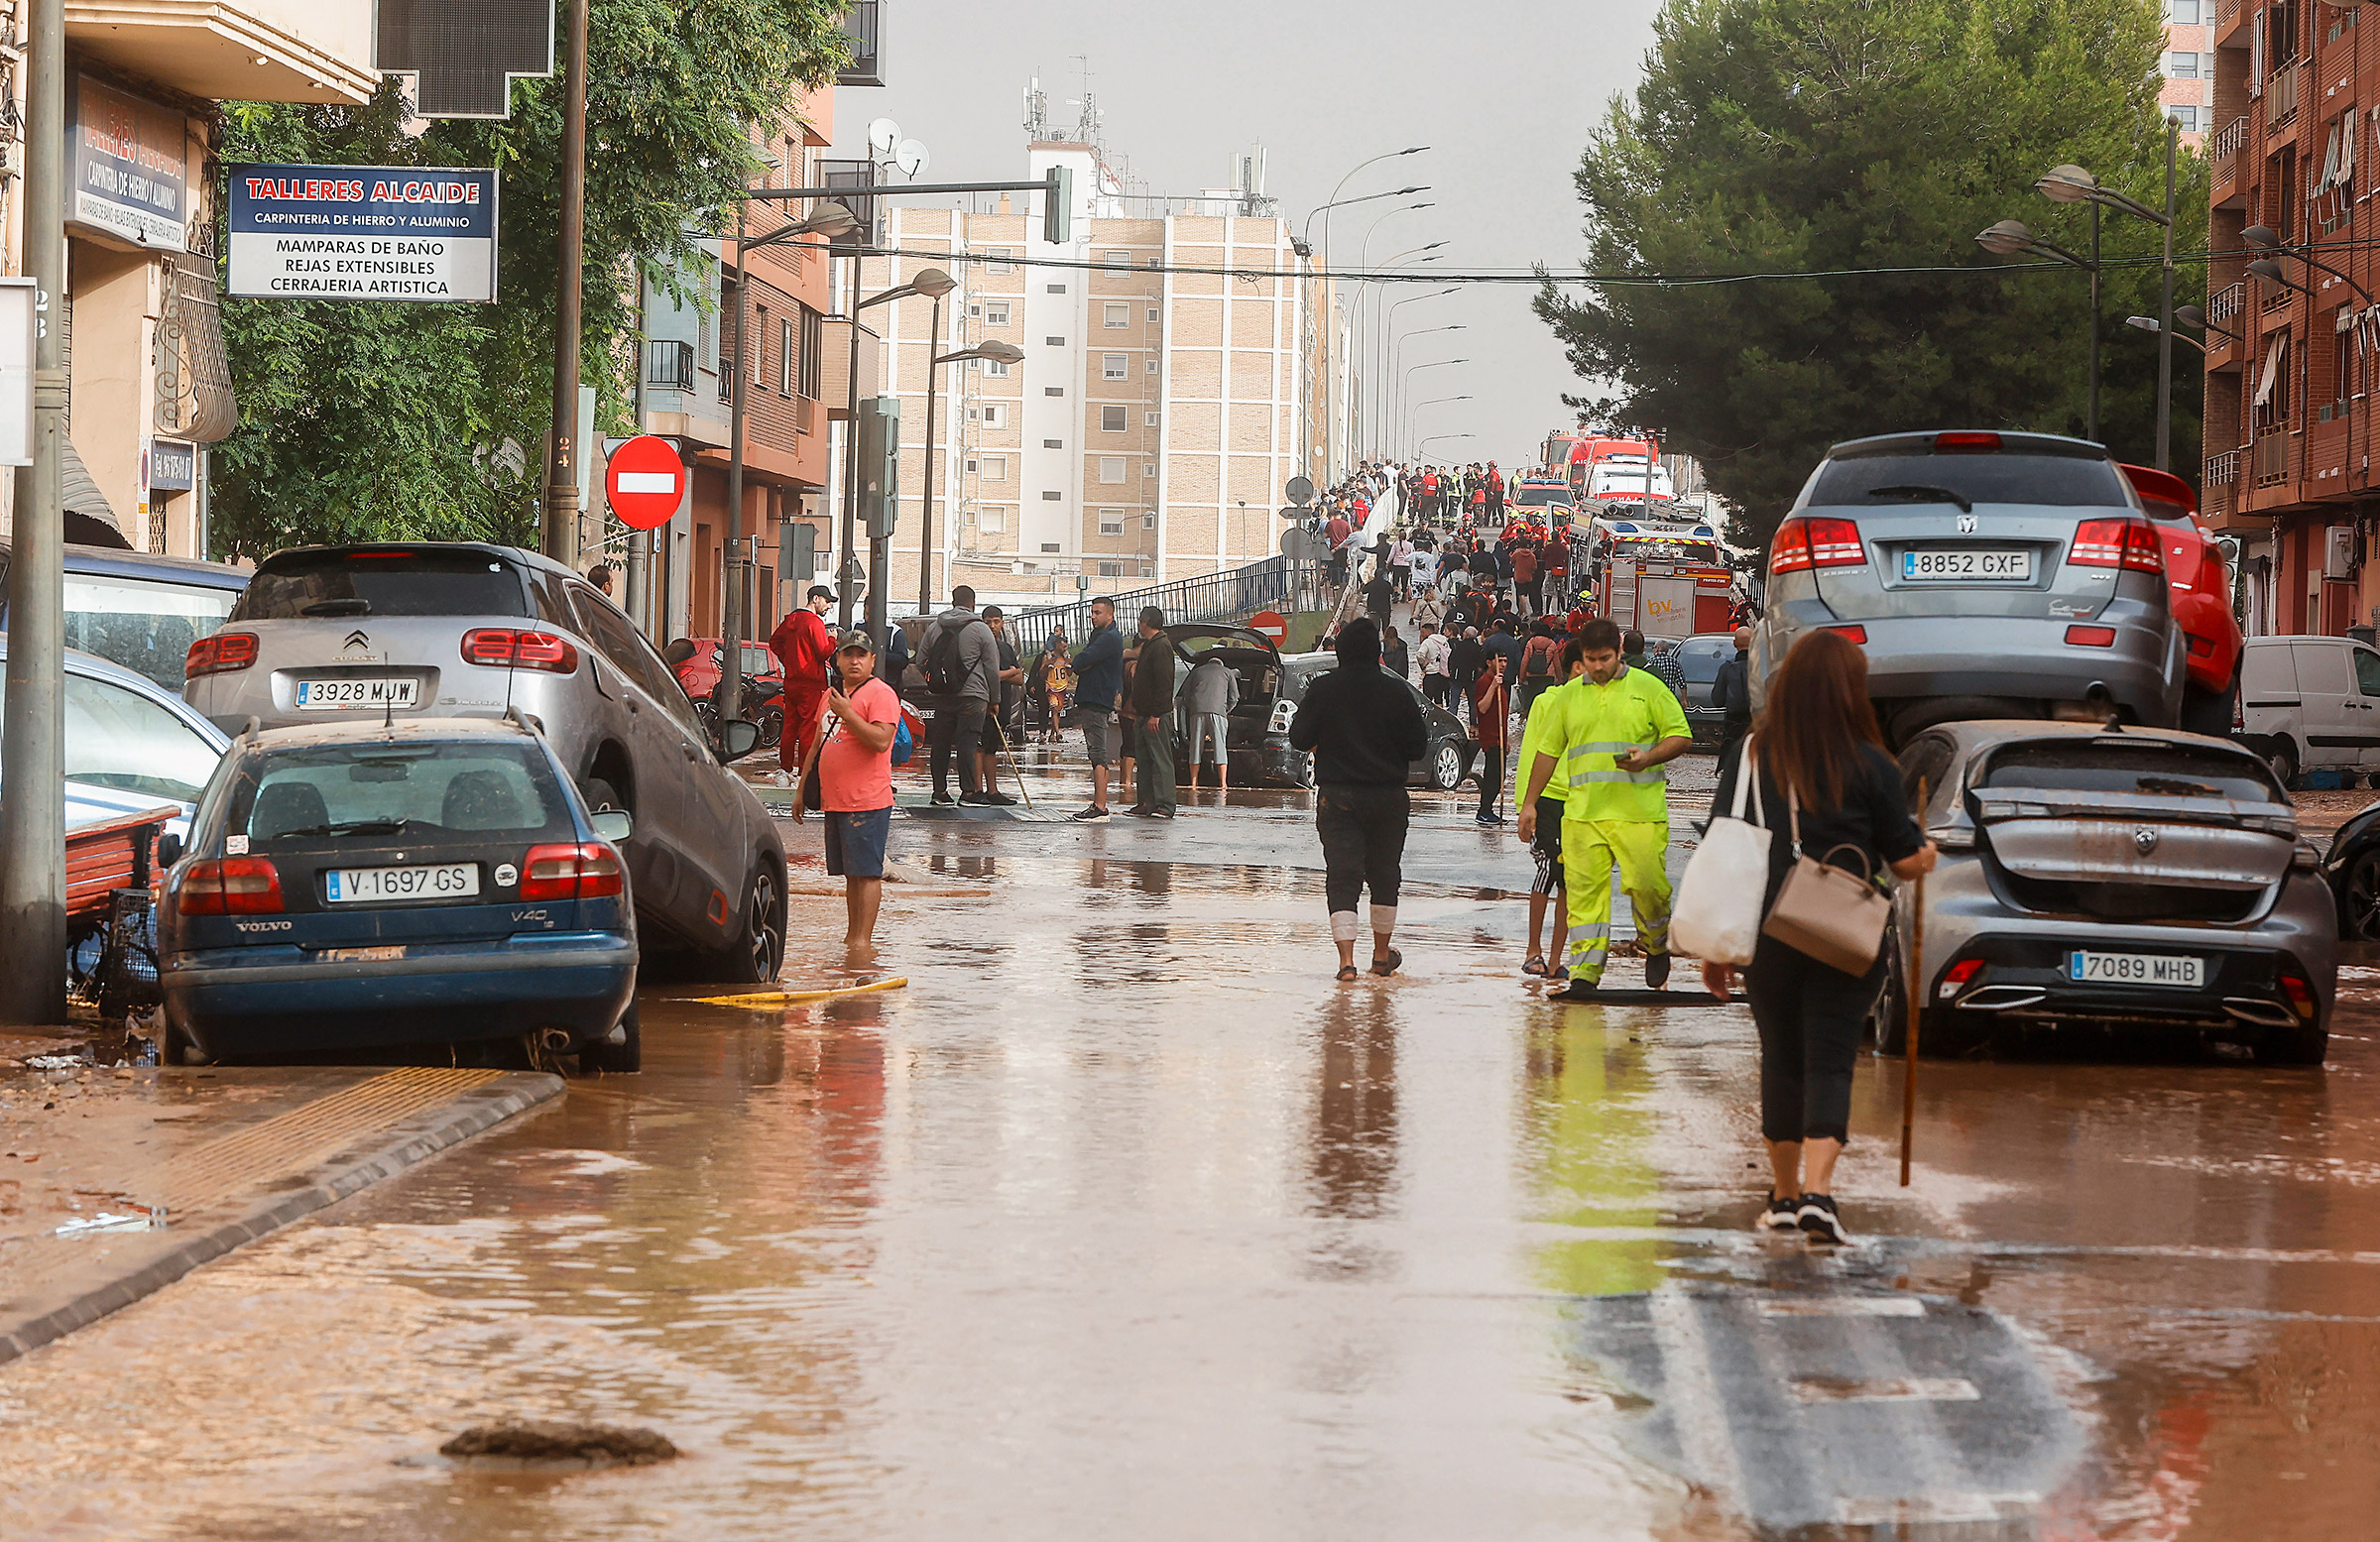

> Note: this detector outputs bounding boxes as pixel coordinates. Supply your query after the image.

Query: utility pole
[0,0,66,1024]
[542,0,590,563]
[721,200,751,725]
[2155,121,2177,473]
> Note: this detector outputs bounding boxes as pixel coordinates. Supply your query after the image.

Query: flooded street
[3,759,2376,1539]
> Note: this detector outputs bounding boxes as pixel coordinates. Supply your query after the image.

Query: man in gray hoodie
[920,585,1004,806]
[1176,650,1241,791]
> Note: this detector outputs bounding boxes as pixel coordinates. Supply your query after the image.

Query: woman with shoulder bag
[1702,630,1936,1246]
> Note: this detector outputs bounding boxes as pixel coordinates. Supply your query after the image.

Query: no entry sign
[605,435,686,530]
[1248,610,1288,647]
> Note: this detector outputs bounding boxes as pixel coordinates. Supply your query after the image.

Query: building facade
[0,2,377,557]
[2165,0,2216,146]
[2202,0,2380,639]
[836,138,1336,614]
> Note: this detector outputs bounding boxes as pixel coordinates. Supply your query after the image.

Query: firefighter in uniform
[1517,617,1693,1001]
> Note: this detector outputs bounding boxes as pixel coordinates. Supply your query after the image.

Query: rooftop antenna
[1022,75,1049,140]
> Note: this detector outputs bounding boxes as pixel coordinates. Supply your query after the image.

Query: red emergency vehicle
[1583,515,1737,638]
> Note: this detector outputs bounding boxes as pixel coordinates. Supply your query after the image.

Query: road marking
[1645,1287,1753,1512]
[1792,1376,1980,1403]
[1838,1492,2041,1526]
[1758,1295,1925,1318]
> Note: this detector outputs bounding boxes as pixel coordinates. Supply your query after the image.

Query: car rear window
[1977,741,2280,803]
[1810,452,2129,509]
[228,741,572,843]
[61,574,238,690]
[232,550,529,621]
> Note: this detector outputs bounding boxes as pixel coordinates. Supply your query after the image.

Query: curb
[0,1070,563,1365]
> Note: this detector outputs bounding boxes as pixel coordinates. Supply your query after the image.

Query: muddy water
[0,785,2375,1539]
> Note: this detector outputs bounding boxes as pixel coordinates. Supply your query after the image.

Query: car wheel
[578,1003,642,1074]
[2256,1020,2329,1066]
[581,775,624,814]
[714,864,784,984]
[2262,738,2300,790]
[1431,741,1465,790]
[2180,674,2238,739]
[164,1016,209,1067]
[1290,752,1315,790]
[2341,848,2380,940]
[1868,941,1908,1053]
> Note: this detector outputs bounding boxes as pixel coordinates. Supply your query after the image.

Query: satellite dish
[895,139,930,178]
[868,117,902,157]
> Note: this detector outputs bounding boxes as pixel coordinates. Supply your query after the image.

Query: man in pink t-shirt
[792,631,900,962]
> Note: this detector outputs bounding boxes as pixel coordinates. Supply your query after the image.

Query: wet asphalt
[0,747,2375,1540]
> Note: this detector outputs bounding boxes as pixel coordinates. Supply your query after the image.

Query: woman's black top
[1710,737,1924,907]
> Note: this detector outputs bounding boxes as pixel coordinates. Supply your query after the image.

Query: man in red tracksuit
[771,584,838,776]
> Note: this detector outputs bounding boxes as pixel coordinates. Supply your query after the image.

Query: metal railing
[2208,281,2247,328]
[2205,449,2241,486]
[645,339,694,393]
[1000,555,1316,661]
[836,0,883,86]
[2266,64,2303,130]
[2211,116,2249,184]
[2217,0,2240,26]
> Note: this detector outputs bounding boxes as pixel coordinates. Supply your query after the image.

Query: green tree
[210,0,848,557]
[1539,0,2203,553]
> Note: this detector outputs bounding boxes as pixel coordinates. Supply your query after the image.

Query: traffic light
[1042,166,1073,246]
[858,395,899,538]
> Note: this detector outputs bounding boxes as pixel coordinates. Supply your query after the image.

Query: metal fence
[1003,556,1318,660]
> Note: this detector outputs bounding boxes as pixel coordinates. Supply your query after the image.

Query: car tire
[1431,741,1466,791]
[2339,847,2380,940]
[2256,1020,2329,1066]
[578,1004,642,1074]
[712,863,784,984]
[2180,674,2238,739]
[581,775,625,814]
[2262,738,2300,790]
[164,1016,208,1067]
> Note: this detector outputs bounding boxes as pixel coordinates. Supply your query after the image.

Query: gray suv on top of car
[1751,430,2186,746]
[182,542,784,978]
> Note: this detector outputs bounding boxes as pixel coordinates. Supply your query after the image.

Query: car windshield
[1512,485,1568,507]
[1977,741,2280,804]
[61,573,238,690]
[228,741,572,843]
[0,668,223,802]
[1811,451,2129,509]
[233,550,527,621]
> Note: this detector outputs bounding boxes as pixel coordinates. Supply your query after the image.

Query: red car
[667,638,786,748]
[2118,464,2242,736]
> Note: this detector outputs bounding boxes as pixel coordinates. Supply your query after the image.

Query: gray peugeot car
[1872,721,2333,1064]
[1753,430,2186,745]
[182,542,784,980]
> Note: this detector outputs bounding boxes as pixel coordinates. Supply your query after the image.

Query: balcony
[2208,281,2247,330]
[2206,449,2241,487]
[645,339,695,394]
[836,0,883,86]
[2266,63,2303,131]
[2253,433,2294,487]
[65,0,375,106]
[2211,117,2248,204]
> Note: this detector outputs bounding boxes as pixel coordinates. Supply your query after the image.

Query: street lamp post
[918,337,1024,614]
[1359,238,1444,450]
[1377,282,1456,456]
[1398,359,1469,456]
[1417,432,1475,463]
[1405,393,1473,452]
[1978,217,2104,440]
[837,265,957,637]
[1389,327,1464,452]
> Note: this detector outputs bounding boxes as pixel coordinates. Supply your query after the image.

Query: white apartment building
[851,138,1341,607]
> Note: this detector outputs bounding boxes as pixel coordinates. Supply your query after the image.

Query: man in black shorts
[1517,638,1587,979]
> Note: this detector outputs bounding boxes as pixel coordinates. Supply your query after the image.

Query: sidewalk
[0,1039,560,1364]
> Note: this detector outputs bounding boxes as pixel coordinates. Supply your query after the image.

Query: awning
[2254,332,2286,408]
[2336,305,2355,333]
[60,438,126,542]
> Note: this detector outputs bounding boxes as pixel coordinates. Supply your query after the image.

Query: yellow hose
[693,977,909,1008]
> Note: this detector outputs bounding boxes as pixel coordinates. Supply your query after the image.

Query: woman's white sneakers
[1796,1193,1852,1246]
[1758,1193,1801,1233]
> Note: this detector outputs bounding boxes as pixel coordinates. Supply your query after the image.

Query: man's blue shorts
[825,805,892,880]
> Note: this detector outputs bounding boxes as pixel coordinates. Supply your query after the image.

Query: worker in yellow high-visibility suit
[1518,617,1693,1002]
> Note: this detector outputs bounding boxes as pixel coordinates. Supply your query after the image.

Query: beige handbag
[1759,782,1891,975]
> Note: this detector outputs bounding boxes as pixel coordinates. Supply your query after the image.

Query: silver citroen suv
[182,542,783,979]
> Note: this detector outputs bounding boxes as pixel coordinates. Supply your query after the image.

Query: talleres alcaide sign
[225,165,498,303]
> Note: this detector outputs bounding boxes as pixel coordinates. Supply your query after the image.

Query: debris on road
[438,1421,679,1468]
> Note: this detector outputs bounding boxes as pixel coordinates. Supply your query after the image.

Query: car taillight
[1935,431,2001,451]
[186,632,259,678]
[2065,625,2117,647]
[461,628,579,673]
[1938,957,1985,1000]
[1770,517,1865,575]
[519,842,625,901]
[2070,518,2163,574]
[2279,969,2317,1018]
[178,857,285,914]
[1823,624,1868,644]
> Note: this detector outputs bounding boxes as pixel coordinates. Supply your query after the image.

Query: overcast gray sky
[833,0,1664,473]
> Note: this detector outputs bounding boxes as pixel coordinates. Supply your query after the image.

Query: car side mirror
[589,808,634,844]
[156,832,183,869]
[719,719,762,762]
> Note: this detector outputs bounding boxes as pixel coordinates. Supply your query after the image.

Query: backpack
[1524,637,1556,683]
[890,711,914,766]
[922,621,967,696]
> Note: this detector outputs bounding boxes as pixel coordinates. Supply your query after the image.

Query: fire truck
[1567,435,1675,511]
[1581,514,1737,638]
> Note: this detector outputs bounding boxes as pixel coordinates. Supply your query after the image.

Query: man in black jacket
[1127,606,1178,818]
[1710,624,1754,762]
[1288,617,1429,981]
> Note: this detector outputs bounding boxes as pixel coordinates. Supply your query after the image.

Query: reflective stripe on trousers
[1561,818,1672,983]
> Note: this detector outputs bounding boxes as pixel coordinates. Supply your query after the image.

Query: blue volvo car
[158,717,642,1070]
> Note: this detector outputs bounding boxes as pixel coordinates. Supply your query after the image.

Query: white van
[2236,635,2380,784]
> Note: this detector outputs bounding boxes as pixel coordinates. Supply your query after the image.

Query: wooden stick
[1900,778,1927,1188]
[991,713,1034,811]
